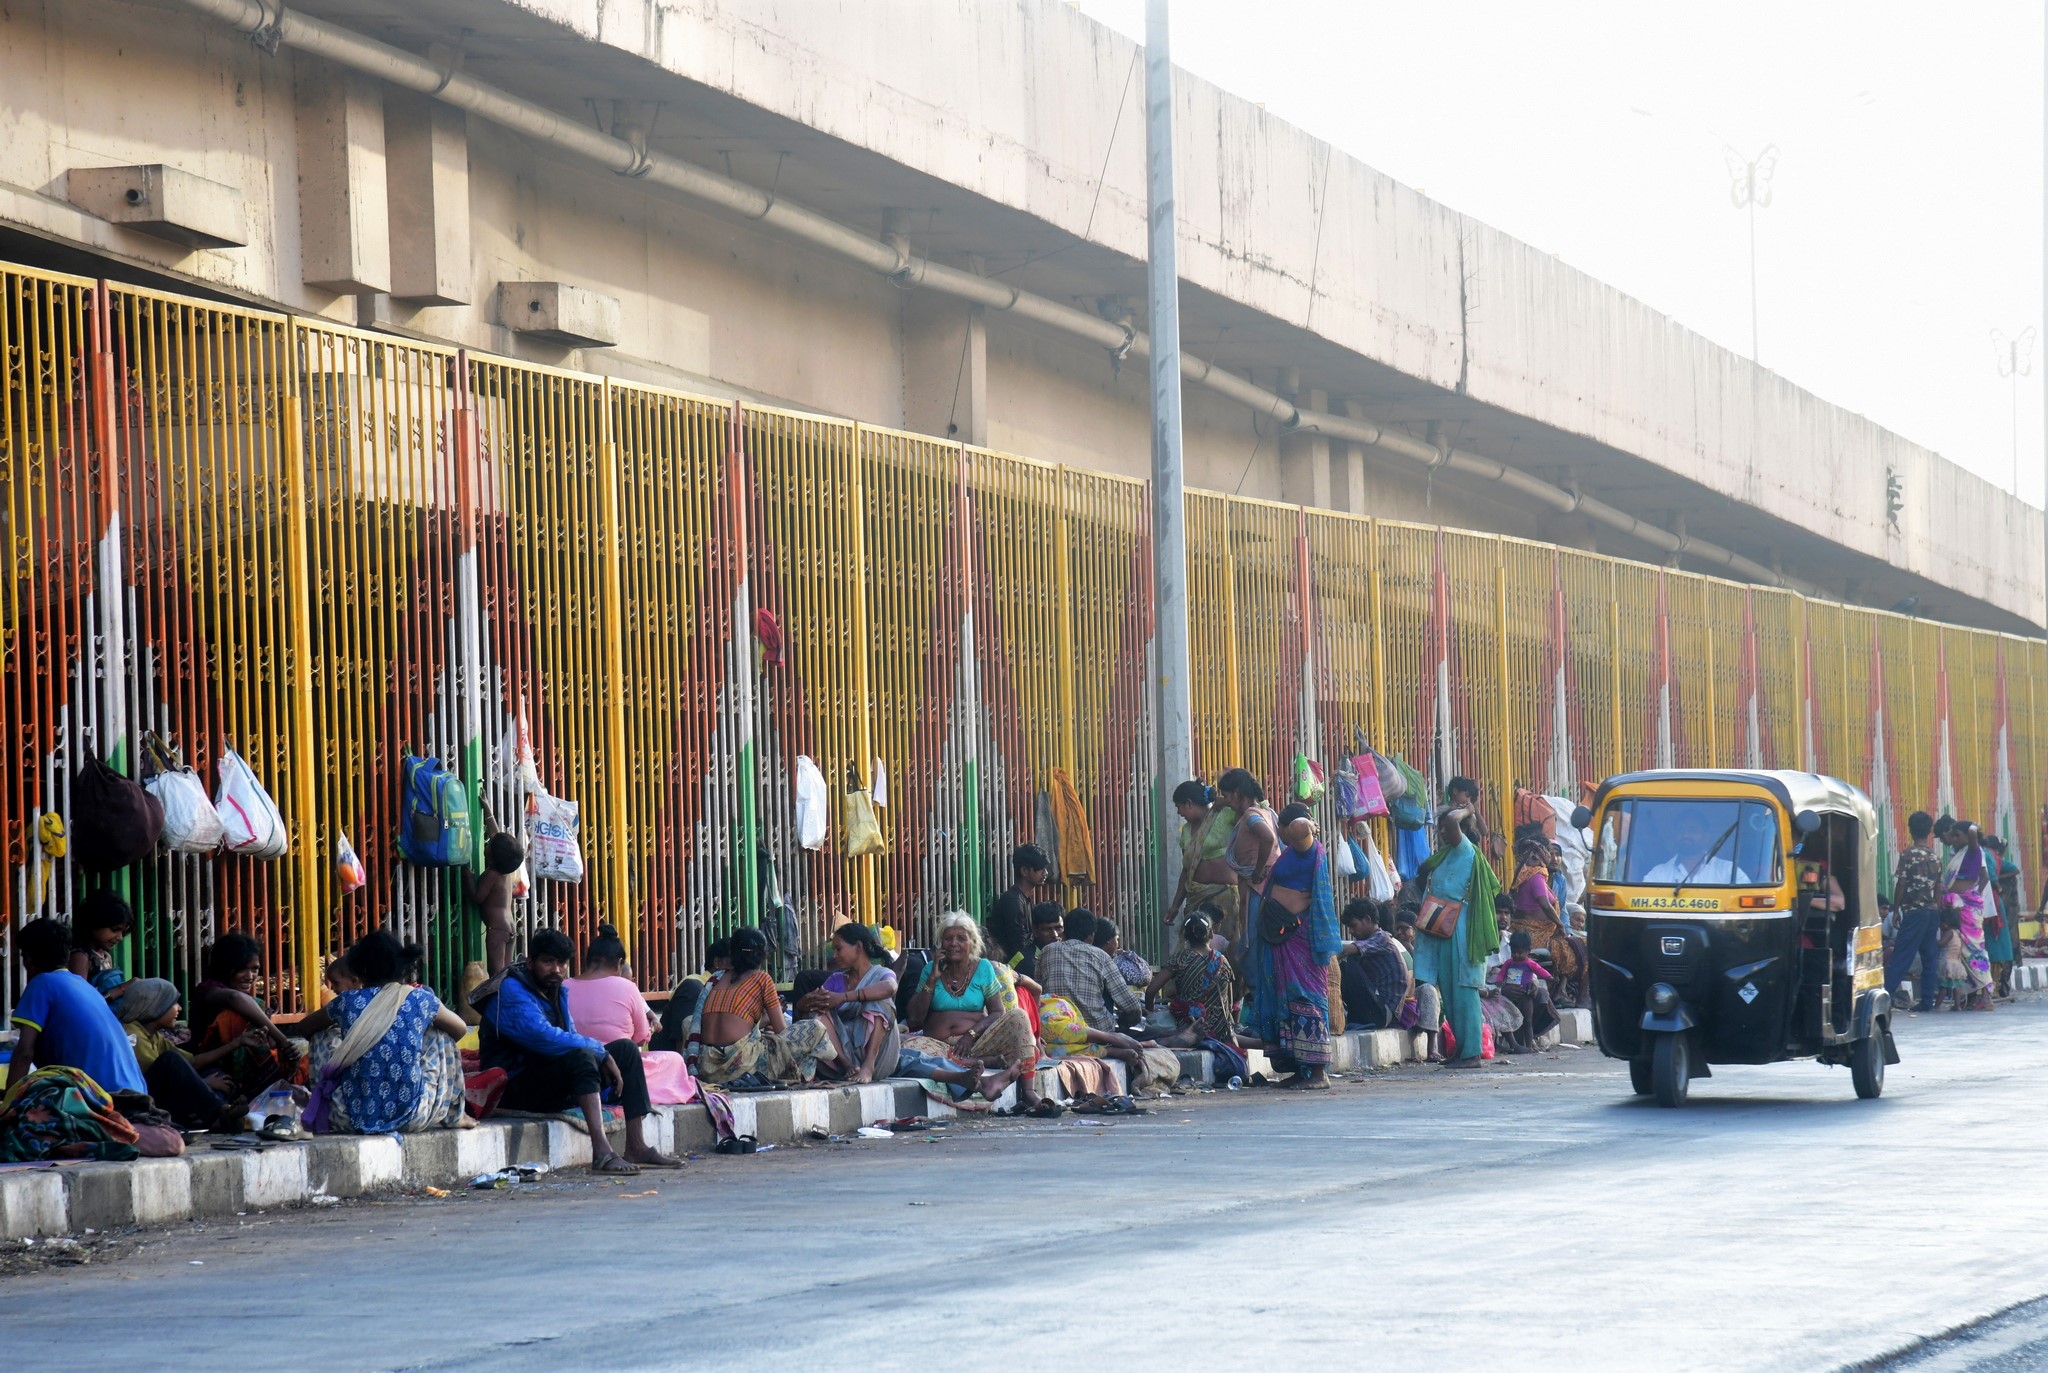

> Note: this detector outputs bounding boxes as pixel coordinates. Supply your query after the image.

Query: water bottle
[1225,1075,1243,1091]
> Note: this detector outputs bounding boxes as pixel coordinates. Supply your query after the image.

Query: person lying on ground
[1143,911,1239,1049]
[117,977,242,1131]
[190,933,305,1098]
[8,917,148,1100]
[294,930,467,1134]
[1038,992,1146,1070]
[69,889,133,997]
[475,929,681,1173]
[802,923,901,1085]
[899,913,1041,1106]
[1338,900,1410,1031]
[1095,915,1153,989]
[470,830,526,979]
[694,927,838,1088]
[1036,906,1142,1033]
[1489,931,1559,1053]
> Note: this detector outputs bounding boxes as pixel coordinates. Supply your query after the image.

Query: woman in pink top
[566,925,697,1105]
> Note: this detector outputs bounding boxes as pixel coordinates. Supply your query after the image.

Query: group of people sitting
[7,765,1580,1167]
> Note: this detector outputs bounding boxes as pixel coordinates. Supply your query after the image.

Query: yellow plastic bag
[844,773,888,859]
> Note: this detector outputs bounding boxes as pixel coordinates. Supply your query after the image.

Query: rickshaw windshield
[1593,798,1784,888]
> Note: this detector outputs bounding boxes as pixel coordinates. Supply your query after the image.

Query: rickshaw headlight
[1647,983,1679,1015]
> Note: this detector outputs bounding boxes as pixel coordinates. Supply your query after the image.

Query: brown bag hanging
[71,754,165,872]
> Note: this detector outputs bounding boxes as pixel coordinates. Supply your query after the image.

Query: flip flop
[1026,1098,1065,1118]
[590,1153,641,1175]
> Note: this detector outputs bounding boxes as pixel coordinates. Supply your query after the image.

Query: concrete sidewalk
[0,1007,1598,1240]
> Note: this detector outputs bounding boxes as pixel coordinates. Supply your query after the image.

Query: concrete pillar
[295,57,389,294]
[383,91,470,304]
[1333,397,1371,514]
[1278,379,1332,509]
[901,262,986,445]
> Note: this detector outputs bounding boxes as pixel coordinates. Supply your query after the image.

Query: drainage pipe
[176,0,1785,587]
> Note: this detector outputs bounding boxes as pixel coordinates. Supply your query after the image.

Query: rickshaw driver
[1640,809,1752,886]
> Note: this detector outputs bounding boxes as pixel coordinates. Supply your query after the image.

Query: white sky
[1076,0,2046,506]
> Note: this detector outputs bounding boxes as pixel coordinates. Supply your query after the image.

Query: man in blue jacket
[476,929,680,1174]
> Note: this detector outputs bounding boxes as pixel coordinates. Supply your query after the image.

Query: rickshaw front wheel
[1651,1032,1690,1108]
[1628,1057,1653,1096]
[1851,1030,1885,1100]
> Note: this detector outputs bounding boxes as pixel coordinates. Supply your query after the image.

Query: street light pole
[1146,0,1193,911]
[1726,145,1778,364]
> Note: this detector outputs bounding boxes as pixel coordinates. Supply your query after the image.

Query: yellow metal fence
[6,258,2046,1011]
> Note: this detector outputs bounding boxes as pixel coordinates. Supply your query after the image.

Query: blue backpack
[398,754,474,867]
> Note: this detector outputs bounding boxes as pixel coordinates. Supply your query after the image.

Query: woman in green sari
[1165,778,1240,945]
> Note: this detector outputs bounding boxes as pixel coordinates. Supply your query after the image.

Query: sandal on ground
[1026,1098,1065,1118]
[714,1135,760,1155]
[590,1153,641,1174]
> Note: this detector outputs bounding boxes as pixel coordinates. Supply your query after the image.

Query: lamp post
[1726,144,1779,364]
[1993,326,2037,495]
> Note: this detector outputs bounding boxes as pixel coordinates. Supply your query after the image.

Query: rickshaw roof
[1592,770,1878,834]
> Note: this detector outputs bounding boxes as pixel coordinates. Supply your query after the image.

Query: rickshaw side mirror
[1794,809,1822,836]
[1570,805,1593,830]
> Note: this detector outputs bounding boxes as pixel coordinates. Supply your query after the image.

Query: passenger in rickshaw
[1639,810,1753,886]
[1793,823,1854,1031]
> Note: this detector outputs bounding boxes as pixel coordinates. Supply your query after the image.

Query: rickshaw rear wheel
[1628,1057,1654,1095]
[1851,1029,1885,1099]
[1652,1032,1690,1107]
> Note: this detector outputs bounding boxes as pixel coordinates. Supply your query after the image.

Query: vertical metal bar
[277,353,326,1006]
[1495,541,1513,833]
[596,385,634,943]
[1608,561,1624,777]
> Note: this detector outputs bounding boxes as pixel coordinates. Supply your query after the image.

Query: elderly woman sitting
[695,927,838,1087]
[898,913,1044,1107]
[800,923,901,1085]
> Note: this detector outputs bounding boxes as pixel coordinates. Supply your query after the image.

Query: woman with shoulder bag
[1413,809,1500,1068]
[1241,804,1342,1089]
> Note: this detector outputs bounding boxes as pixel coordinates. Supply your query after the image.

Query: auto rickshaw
[1571,770,1899,1107]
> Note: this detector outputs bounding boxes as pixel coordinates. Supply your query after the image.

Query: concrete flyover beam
[172,0,1784,588]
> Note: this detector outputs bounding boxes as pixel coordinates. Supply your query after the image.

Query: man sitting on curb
[8,917,149,1100]
[475,929,682,1175]
[1338,900,1410,1031]
[1036,907,1142,1033]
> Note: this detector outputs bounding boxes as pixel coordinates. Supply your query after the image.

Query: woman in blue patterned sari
[301,930,467,1134]
[1244,803,1342,1089]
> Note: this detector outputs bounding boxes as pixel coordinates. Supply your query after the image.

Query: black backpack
[71,754,165,872]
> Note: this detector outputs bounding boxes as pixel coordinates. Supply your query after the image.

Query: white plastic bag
[795,755,828,851]
[1335,832,1359,878]
[525,788,584,883]
[1364,826,1398,903]
[148,768,225,854]
[215,748,288,858]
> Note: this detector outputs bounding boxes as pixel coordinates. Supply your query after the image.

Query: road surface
[7,1001,2047,1371]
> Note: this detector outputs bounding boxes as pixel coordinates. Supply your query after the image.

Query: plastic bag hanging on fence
[872,758,888,811]
[1293,755,1327,805]
[335,833,367,894]
[1348,753,1388,818]
[214,747,288,859]
[794,756,829,851]
[73,754,165,872]
[525,788,584,883]
[1335,831,1359,879]
[1369,749,1408,802]
[843,763,888,859]
[1364,825,1397,903]
[143,735,224,855]
[1048,768,1095,886]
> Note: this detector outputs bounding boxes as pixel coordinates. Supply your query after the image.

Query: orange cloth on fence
[1049,768,1095,886]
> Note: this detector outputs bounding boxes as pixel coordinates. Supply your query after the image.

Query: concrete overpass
[3,0,2037,632]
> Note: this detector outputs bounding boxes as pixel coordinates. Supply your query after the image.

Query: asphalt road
[8,1000,2048,1372]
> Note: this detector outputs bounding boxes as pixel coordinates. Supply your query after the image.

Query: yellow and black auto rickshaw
[1572,770,1899,1107]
